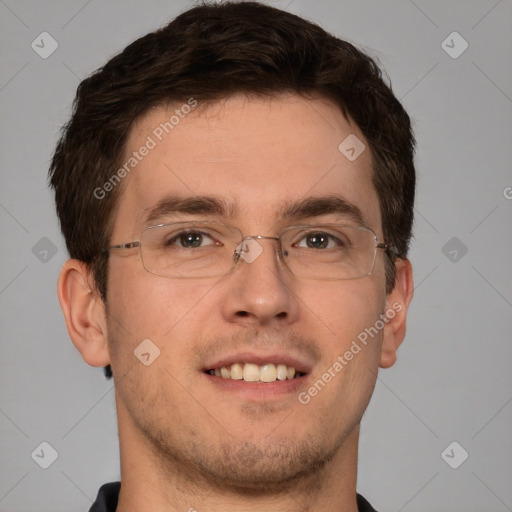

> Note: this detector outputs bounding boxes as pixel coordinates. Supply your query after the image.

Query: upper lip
[203,351,313,375]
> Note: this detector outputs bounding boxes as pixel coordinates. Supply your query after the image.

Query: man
[49,2,415,511]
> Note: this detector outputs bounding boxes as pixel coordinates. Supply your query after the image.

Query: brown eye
[296,231,344,249]
[179,232,203,248]
[164,231,216,248]
[306,233,329,249]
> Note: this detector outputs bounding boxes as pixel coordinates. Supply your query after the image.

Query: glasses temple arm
[103,241,141,251]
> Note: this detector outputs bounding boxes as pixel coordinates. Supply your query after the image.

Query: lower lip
[202,372,308,399]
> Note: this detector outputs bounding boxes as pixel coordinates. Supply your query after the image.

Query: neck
[115,399,360,512]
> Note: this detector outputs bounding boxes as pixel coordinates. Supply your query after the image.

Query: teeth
[260,364,277,382]
[230,363,243,380]
[209,363,302,382]
[243,363,260,382]
[276,364,288,381]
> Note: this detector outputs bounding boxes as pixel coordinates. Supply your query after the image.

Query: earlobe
[380,258,414,369]
[57,259,111,368]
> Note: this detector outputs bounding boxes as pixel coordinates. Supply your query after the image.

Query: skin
[58,94,413,512]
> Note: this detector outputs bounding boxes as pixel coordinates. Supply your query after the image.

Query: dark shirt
[89,481,380,511]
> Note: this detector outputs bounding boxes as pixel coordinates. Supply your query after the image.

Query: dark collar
[89,482,120,512]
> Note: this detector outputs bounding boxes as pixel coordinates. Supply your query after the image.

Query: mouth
[206,362,305,383]
[202,351,312,399]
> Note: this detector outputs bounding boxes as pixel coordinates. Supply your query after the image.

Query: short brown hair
[49,1,415,379]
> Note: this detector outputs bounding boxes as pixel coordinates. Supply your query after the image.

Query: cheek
[299,276,386,348]
[299,280,384,420]
[105,262,222,373]
[107,260,210,335]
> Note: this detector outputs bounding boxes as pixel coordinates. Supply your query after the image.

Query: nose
[219,236,300,328]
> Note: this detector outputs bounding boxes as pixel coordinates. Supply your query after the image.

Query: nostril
[237,311,249,317]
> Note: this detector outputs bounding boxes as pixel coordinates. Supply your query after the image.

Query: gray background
[1,0,511,511]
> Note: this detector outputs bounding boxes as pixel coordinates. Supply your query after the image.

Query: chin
[207,439,337,492]
[145,421,348,493]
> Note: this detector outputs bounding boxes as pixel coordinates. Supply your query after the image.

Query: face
[106,94,391,489]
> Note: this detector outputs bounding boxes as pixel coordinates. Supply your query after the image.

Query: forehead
[113,94,381,237]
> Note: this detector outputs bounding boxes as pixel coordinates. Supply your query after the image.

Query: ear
[380,258,414,369]
[57,259,110,368]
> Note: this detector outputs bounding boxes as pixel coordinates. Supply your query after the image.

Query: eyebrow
[142,195,239,226]
[141,194,366,226]
[279,195,366,226]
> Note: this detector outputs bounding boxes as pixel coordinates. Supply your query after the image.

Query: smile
[207,363,304,382]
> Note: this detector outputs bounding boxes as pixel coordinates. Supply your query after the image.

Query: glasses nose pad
[278,244,289,263]
[273,239,291,270]
[233,244,242,263]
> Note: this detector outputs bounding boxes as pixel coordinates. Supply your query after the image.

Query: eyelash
[164,230,347,249]
[165,231,218,248]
